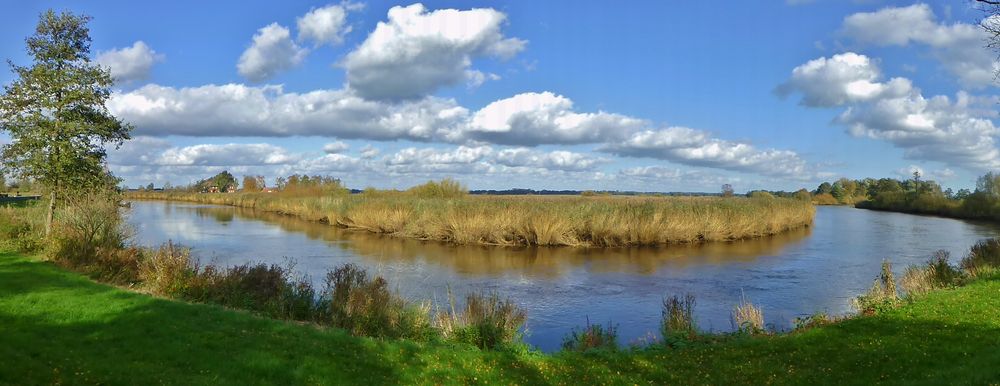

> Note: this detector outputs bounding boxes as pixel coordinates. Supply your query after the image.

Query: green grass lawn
[2,250,999,385]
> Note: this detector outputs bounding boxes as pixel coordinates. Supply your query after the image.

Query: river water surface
[129,200,1000,351]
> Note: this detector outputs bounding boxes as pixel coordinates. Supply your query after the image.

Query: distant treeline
[855,172,1000,221]
[762,171,1000,222]
[747,175,963,208]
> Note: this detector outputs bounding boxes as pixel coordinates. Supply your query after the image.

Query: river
[128,200,1000,351]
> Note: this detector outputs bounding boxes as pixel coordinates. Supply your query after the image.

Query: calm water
[129,200,1000,351]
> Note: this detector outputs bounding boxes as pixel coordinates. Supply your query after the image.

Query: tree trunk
[46,190,55,237]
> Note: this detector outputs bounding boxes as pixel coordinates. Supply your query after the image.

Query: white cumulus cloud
[359,144,380,159]
[781,53,1000,171]
[237,23,308,82]
[601,127,812,179]
[113,141,298,166]
[297,2,362,46]
[840,4,999,88]
[95,41,163,84]
[322,141,350,154]
[108,83,468,140]
[459,92,645,145]
[495,148,604,172]
[838,91,1000,170]
[343,3,526,100]
[383,145,602,174]
[775,52,911,107]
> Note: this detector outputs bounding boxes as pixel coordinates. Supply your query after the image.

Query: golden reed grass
[128,191,815,248]
[733,292,765,334]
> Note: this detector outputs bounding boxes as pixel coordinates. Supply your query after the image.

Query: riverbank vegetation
[129,177,816,248]
[2,238,999,383]
[2,194,528,347]
[4,170,1000,382]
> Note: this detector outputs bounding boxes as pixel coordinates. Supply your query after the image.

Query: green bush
[139,241,196,296]
[94,246,145,285]
[0,204,45,253]
[927,250,965,287]
[174,260,317,321]
[437,291,527,350]
[661,294,697,347]
[561,319,618,352]
[962,238,1000,276]
[49,190,134,273]
[324,264,432,340]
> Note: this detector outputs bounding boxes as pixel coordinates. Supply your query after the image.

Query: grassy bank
[2,250,999,384]
[127,191,815,248]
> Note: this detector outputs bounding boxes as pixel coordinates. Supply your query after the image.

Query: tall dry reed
[732,292,764,334]
[129,191,815,248]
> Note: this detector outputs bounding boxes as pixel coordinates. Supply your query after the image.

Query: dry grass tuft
[733,292,765,334]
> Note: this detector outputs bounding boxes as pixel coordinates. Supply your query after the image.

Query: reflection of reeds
[130,191,815,248]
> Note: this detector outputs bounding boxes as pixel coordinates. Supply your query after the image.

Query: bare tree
[976,0,1000,79]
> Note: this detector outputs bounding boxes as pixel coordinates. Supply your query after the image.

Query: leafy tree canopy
[0,10,132,233]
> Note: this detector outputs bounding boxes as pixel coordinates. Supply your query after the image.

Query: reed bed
[128,191,815,248]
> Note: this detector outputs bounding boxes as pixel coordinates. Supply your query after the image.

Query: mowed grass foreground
[128,192,815,247]
[2,251,999,385]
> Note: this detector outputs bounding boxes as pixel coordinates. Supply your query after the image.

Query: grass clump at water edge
[561,318,619,352]
[436,288,528,350]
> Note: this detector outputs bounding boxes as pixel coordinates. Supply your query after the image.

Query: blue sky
[1,0,997,192]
